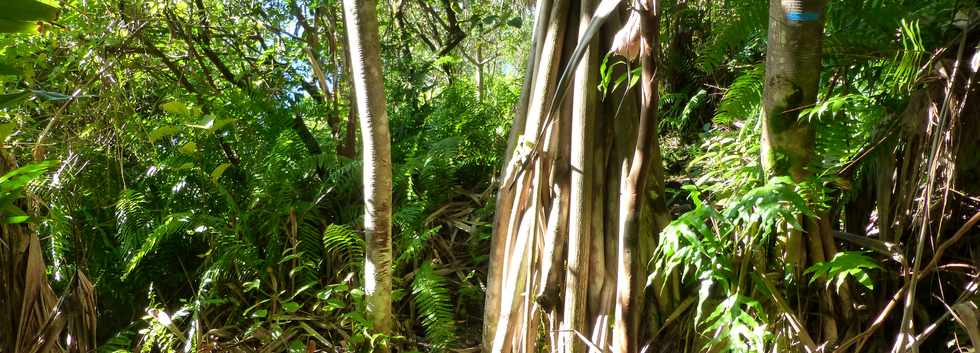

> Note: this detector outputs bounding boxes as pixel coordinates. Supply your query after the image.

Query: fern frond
[323,224,364,271]
[396,226,441,267]
[696,0,767,73]
[123,212,192,278]
[714,64,764,125]
[411,263,456,351]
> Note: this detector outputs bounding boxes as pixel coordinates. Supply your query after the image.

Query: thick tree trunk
[483,2,672,352]
[760,0,826,180]
[342,0,394,336]
[760,0,836,347]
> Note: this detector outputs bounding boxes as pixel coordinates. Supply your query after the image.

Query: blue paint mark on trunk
[786,12,819,22]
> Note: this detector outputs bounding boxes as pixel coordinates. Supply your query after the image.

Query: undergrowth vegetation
[1,0,978,352]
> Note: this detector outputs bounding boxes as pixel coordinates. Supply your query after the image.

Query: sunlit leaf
[0,0,59,33]
[187,116,234,131]
[149,126,180,142]
[282,301,301,313]
[0,122,16,142]
[161,101,190,116]
[210,163,231,184]
[178,142,197,155]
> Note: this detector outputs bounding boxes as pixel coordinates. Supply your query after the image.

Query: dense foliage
[0,0,978,352]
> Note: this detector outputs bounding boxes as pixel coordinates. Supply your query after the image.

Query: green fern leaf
[411,263,456,351]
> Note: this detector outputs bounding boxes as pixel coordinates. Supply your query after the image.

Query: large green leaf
[0,0,59,33]
[0,20,38,33]
[160,101,190,116]
[187,116,234,131]
[0,91,31,108]
[0,62,20,76]
[178,142,197,155]
[0,123,16,142]
[149,126,181,142]
[210,163,231,184]
[0,0,59,21]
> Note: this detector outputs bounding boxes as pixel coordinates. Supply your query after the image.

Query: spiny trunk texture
[342,0,393,335]
[483,1,671,352]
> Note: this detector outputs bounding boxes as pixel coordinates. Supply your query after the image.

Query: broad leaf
[210,163,231,184]
[178,142,197,155]
[0,0,59,33]
[0,91,31,108]
[161,101,190,116]
[149,126,180,142]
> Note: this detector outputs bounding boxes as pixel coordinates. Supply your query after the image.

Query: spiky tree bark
[342,0,394,336]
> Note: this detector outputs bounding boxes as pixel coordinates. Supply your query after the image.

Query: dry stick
[305,47,331,98]
[918,211,980,279]
[755,267,819,353]
[904,277,980,351]
[834,287,906,353]
[862,216,979,350]
[922,63,980,278]
[551,329,603,352]
[892,27,969,353]
[652,296,696,339]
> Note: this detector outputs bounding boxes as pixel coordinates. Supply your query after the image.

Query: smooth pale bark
[342,0,393,335]
[560,0,598,351]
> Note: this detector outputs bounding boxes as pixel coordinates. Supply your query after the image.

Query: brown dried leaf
[610,11,642,61]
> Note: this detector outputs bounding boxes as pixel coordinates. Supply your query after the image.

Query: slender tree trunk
[560,0,598,351]
[613,2,661,352]
[476,44,485,100]
[342,0,393,336]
